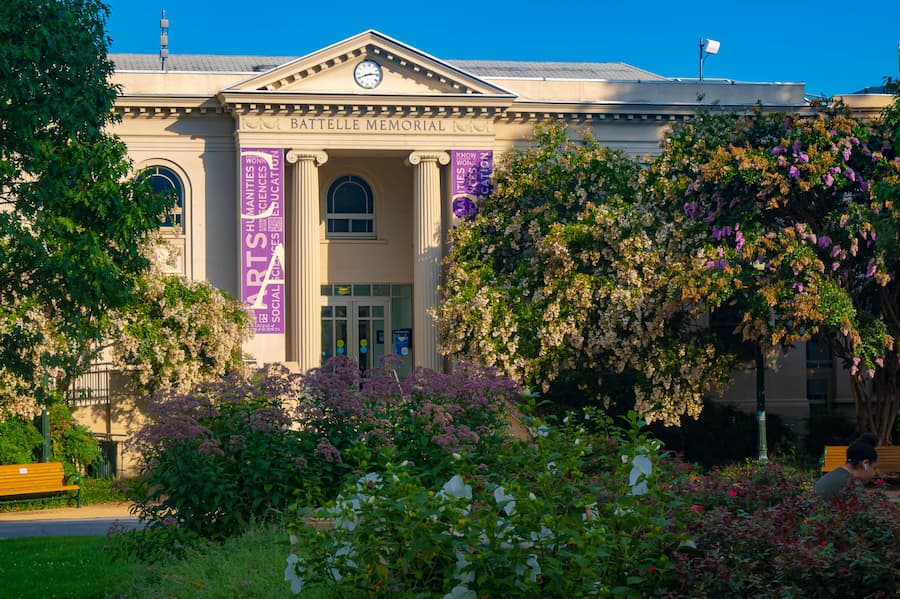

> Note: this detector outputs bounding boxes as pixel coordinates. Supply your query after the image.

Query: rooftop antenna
[159,10,169,72]
[699,38,720,81]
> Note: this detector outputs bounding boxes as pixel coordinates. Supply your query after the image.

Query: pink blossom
[822,173,834,187]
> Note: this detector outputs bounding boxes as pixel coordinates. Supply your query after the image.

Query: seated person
[813,435,879,500]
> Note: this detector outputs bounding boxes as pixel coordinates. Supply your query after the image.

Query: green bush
[0,414,41,464]
[48,402,101,473]
[286,412,691,598]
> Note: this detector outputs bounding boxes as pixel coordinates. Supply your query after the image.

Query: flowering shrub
[126,366,310,541]
[285,412,693,597]
[284,409,899,598]
[124,357,520,550]
[110,268,253,395]
[665,482,900,598]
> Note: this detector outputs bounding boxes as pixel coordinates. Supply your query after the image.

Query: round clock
[353,59,383,89]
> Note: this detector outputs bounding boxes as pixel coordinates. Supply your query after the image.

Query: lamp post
[699,38,720,81]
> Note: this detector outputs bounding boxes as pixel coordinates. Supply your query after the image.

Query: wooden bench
[822,445,900,478]
[0,462,81,507]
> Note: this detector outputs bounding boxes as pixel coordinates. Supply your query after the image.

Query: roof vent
[252,64,278,72]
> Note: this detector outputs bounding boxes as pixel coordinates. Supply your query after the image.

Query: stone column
[286,150,328,373]
[407,151,450,371]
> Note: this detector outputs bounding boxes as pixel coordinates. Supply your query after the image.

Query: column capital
[286,149,329,166]
[406,151,450,167]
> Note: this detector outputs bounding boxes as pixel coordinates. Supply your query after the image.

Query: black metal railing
[66,361,112,406]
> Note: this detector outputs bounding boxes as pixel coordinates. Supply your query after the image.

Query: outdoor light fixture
[699,38,720,81]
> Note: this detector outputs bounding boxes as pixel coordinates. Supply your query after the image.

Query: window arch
[326,175,375,238]
[141,165,185,231]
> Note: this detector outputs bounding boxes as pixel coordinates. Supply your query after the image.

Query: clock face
[354,60,383,89]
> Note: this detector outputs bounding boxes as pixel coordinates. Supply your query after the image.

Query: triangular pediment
[225,30,513,97]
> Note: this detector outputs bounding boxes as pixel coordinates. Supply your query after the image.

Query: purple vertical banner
[450,150,493,220]
[240,148,285,334]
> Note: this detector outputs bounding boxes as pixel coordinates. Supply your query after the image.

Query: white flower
[356,472,382,491]
[525,554,542,582]
[528,492,537,501]
[621,454,629,464]
[493,486,517,516]
[441,475,472,500]
[452,452,462,461]
[537,424,550,437]
[444,585,477,599]
[284,553,304,594]
[453,551,474,583]
[530,524,553,543]
[563,415,570,424]
[327,541,357,582]
[629,455,653,496]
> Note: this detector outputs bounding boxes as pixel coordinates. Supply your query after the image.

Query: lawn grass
[0,525,339,599]
[0,536,131,599]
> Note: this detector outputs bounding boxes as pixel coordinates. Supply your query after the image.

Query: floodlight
[699,37,721,81]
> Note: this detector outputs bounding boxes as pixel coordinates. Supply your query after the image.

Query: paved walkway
[0,503,142,539]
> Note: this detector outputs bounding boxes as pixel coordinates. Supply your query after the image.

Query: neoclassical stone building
[108,30,808,372]
[74,30,895,469]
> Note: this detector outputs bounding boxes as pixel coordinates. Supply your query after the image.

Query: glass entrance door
[321,298,389,373]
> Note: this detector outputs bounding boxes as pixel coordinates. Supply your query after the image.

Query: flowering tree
[438,125,733,425]
[0,1,168,417]
[651,102,900,443]
[109,250,253,395]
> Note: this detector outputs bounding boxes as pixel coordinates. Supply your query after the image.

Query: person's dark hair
[856,432,879,447]
[846,440,878,465]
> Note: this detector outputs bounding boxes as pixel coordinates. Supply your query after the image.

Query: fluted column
[286,150,328,372]
[407,151,450,371]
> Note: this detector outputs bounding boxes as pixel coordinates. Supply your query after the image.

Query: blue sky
[104,1,900,97]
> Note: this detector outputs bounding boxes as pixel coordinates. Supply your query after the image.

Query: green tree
[438,124,733,425]
[0,0,168,417]
[652,102,900,443]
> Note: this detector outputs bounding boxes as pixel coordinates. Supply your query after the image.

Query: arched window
[141,165,185,231]
[326,175,374,238]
